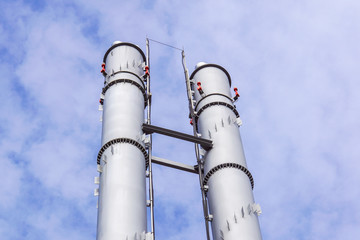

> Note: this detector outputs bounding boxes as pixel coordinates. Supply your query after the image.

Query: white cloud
[1,0,360,239]
[0,158,22,208]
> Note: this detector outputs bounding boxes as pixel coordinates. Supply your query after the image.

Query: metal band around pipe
[194,93,234,111]
[103,42,146,63]
[203,163,254,189]
[97,138,149,166]
[190,64,232,86]
[102,79,147,107]
[195,101,240,131]
[109,71,146,88]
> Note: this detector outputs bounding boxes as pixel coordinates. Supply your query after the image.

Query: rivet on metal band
[203,162,254,189]
[97,138,149,167]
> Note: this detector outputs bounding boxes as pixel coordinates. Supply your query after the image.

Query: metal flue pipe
[190,63,262,240]
[96,42,148,240]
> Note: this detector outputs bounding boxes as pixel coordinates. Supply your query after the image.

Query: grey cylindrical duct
[191,64,262,240]
[96,42,147,240]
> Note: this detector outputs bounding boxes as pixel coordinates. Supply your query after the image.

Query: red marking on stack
[197,82,204,95]
[233,87,240,101]
[100,63,106,74]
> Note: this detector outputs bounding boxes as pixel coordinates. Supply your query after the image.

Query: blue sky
[1,0,360,239]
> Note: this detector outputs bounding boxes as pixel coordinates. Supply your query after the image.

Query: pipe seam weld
[97,137,149,167]
[203,162,254,189]
[102,78,147,107]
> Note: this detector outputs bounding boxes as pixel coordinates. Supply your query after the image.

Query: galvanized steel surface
[95,41,262,240]
[191,64,262,240]
[96,42,147,240]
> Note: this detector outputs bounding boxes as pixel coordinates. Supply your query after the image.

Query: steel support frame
[142,123,213,151]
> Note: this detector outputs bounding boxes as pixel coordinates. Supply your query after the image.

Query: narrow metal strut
[145,38,155,239]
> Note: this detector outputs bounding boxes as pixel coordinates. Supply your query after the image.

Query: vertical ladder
[182,51,212,240]
[146,38,155,240]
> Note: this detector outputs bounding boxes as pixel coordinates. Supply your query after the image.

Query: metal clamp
[107,71,145,88]
[195,101,240,131]
[194,93,233,111]
[97,138,149,167]
[102,78,147,107]
[203,162,254,189]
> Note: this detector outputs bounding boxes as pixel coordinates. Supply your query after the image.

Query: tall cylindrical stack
[96,42,147,240]
[190,63,262,240]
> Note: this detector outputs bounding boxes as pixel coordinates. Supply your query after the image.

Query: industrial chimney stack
[190,63,262,240]
[96,42,148,240]
[95,40,262,240]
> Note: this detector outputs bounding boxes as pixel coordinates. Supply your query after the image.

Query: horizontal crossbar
[142,123,212,150]
[152,156,198,174]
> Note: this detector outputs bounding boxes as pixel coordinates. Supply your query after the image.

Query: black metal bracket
[195,101,239,131]
[203,162,254,189]
[142,123,213,151]
[97,137,149,166]
[102,78,147,108]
